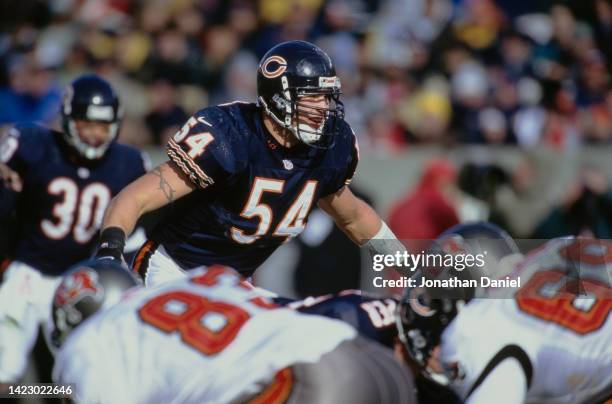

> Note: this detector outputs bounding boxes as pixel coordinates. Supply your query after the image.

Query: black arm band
[95,227,126,260]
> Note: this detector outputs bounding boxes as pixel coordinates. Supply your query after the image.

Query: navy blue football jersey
[0,123,148,275]
[275,290,398,348]
[154,101,358,275]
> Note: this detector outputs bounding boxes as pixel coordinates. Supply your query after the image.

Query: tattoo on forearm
[152,167,176,203]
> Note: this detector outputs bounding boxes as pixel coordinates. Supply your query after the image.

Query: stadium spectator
[533,164,612,238]
[0,53,62,125]
[144,79,189,146]
[388,158,460,244]
[0,0,609,151]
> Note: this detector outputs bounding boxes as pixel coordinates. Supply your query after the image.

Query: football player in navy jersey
[96,40,407,285]
[275,290,462,403]
[0,74,149,385]
[275,290,399,348]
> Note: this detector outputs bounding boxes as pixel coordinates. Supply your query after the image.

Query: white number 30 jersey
[53,266,356,404]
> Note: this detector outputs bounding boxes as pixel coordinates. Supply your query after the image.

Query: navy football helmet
[61,74,122,160]
[396,222,520,383]
[47,259,139,351]
[257,40,344,148]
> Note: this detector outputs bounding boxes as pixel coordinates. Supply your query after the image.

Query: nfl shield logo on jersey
[283,159,294,170]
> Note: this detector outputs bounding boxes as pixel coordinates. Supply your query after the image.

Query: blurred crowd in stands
[2,0,612,288]
[1,0,611,154]
[387,156,612,241]
[1,0,612,297]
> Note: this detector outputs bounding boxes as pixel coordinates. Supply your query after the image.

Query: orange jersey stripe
[250,368,293,404]
[133,240,155,275]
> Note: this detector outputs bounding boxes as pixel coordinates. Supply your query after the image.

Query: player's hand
[0,163,22,192]
[95,227,127,262]
[94,248,123,261]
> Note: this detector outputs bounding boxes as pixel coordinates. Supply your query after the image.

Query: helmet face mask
[293,90,343,147]
[61,74,122,160]
[396,287,460,385]
[257,41,344,148]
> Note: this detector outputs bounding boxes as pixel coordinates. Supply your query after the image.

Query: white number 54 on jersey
[231,178,318,244]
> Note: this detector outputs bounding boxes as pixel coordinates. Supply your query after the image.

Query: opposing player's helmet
[47,259,138,351]
[436,221,519,256]
[61,74,122,160]
[396,222,520,383]
[257,40,344,148]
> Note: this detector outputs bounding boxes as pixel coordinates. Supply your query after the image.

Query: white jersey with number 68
[440,237,612,404]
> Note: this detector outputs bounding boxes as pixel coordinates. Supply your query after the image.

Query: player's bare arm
[150,165,178,203]
[96,161,195,260]
[319,185,409,271]
[102,161,195,234]
[318,186,381,244]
